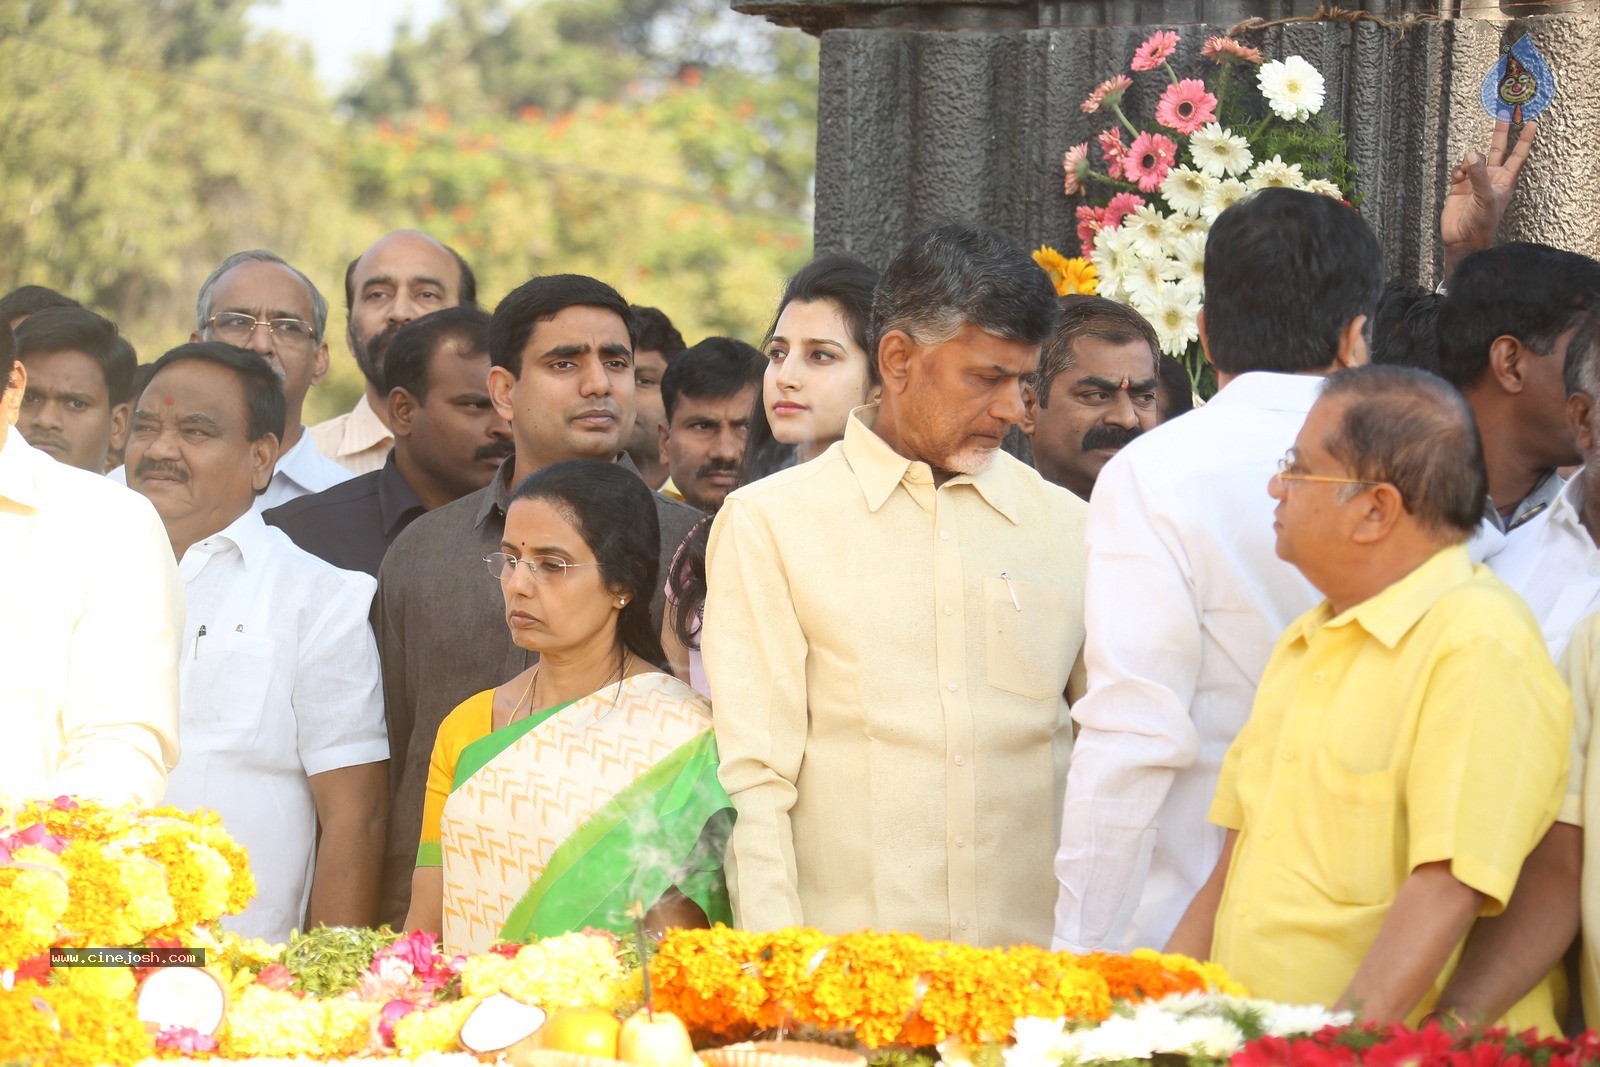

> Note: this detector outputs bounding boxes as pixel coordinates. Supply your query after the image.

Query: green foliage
[0,0,818,421]
[280,925,399,997]
[1211,60,1358,200]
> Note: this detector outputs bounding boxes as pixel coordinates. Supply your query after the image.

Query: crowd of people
[8,118,1599,1035]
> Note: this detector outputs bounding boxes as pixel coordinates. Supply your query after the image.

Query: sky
[248,0,449,91]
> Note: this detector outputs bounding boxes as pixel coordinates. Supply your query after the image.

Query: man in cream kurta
[703,222,1085,947]
[0,348,182,805]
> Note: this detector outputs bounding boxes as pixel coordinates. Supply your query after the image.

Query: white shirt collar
[1203,371,1328,414]
[0,431,46,510]
[274,430,352,495]
[180,508,272,573]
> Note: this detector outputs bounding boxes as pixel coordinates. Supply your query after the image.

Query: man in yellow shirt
[703,222,1086,947]
[1168,365,1570,1028]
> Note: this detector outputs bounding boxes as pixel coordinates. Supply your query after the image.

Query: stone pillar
[735,0,1599,284]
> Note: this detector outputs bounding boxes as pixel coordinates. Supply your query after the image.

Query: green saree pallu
[437,672,734,953]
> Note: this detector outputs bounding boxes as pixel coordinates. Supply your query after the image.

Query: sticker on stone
[1480,35,1555,124]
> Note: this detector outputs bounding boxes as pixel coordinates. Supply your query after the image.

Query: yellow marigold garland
[650,927,1236,1049]
[460,933,628,1011]
[0,846,69,968]
[393,996,481,1057]
[0,981,152,1066]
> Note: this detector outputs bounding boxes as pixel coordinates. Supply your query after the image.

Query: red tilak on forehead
[163,395,175,406]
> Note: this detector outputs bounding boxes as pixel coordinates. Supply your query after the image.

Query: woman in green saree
[403,460,733,952]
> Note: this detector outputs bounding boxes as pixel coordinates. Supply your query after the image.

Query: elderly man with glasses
[1166,365,1571,1035]
[130,250,355,510]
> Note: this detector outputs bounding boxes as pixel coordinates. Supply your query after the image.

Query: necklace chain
[503,651,633,730]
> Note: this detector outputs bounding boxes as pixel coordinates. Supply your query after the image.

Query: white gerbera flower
[1092,227,1138,301]
[1189,123,1253,178]
[1122,251,1181,308]
[1170,1015,1247,1057]
[1261,1003,1354,1035]
[1171,231,1207,289]
[1201,178,1251,222]
[1303,178,1344,198]
[1140,282,1203,356]
[1248,154,1305,191]
[1004,1017,1071,1067]
[1258,55,1326,121]
[1059,1014,1157,1064]
[1161,165,1214,216]
[1120,204,1173,258]
[1167,211,1208,238]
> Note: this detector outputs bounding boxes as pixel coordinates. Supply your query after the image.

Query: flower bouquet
[1035,30,1357,396]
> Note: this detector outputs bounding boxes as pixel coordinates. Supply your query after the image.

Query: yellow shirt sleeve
[416,690,495,868]
[702,497,810,931]
[1406,633,1571,912]
[1560,617,1599,827]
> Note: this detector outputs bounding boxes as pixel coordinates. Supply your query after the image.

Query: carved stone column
[736,0,1597,283]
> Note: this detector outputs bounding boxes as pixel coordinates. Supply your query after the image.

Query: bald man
[311,231,479,474]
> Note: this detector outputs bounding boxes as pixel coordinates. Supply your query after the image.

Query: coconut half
[135,966,227,1036]
[460,992,549,1056]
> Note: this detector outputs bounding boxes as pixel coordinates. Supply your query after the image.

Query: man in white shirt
[114,251,353,509]
[126,341,389,942]
[0,325,182,806]
[1053,188,1383,953]
[1436,244,1600,540]
[1429,309,1600,1028]
[311,230,477,475]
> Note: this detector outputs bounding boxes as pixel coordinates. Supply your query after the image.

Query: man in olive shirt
[375,274,700,924]
[704,224,1086,946]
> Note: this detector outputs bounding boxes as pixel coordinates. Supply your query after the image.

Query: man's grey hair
[1563,309,1600,401]
[195,249,329,341]
[1319,365,1486,539]
[867,222,1059,358]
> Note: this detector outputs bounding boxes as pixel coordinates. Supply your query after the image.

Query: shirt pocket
[183,631,276,738]
[1301,748,1395,907]
[983,575,1074,701]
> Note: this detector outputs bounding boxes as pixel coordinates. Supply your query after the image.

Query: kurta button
[959,920,969,930]
[944,605,954,616]
[955,836,966,847]
[1312,671,1326,684]
[954,755,965,766]
[1282,749,1295,761]
[947,682,957,692]
[939,531,950,540]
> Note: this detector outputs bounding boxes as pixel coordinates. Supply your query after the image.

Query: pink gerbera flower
[1122,132,1178,193]
[1076,205,1108,253]
[1103,192,1147,230]
[1155,79,1219,135]
[1081,75,1133,114]
[1062,142,1091,195]
[1131,31,1180,72]
[1097,127,1127,179]
[1202,35,1265,65]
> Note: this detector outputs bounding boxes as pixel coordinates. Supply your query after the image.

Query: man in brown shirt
[375,274,701,924]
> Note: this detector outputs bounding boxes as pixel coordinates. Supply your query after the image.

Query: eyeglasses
[1275,451,1385,489]
[205,312,317,347]
[484,552,602,583]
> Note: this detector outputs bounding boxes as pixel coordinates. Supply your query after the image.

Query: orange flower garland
[650,927,1239,1049]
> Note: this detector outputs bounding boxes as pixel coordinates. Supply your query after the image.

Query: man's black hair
[1203,188,1383,376]
[1370,282,1442,375]
[143,342,287,442]
[0,285,80,324]
[629,306,687,361]
[1437,243,1600,390]
[660,337,764,424]
[383,306,493,402]
[14,307,138,406]
[489,274,634,377]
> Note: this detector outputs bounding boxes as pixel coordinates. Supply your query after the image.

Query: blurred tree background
[0,0,817,420]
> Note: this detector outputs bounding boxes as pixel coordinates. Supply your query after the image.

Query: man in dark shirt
[265,308,510,576]
[374,274,702,924]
